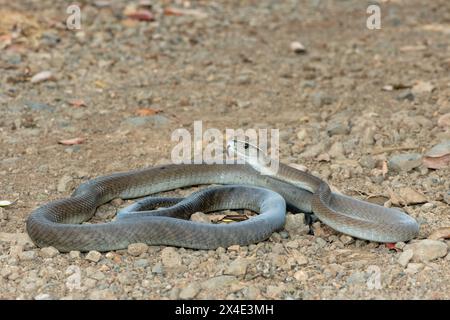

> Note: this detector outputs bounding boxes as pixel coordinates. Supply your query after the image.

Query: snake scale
[26,141,419,252]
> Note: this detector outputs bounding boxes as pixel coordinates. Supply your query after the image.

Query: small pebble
[9,245,23,257]
[190,212,210,223]
[134,259,149,268]
[290,41,306,54]
[362,127,375,145]
[237,74,251,85]
[201,275,237,290]
[443,191,450,205]
[224,258,249,276]
[30,70,53,83]
[85,250,102,262]
[292,252,308,266]
[34,293,53,300]
[284,213,309,236]
[395,242,406,250]
[421,202,435,210]
[311,92,334,108]
[328,141,345,159]
[40,246,59,258]
[111,198,124,206]
[397,91,414,101]
[179,283,201,299]
[69,251,81,259]
[359,155,376,169]
[388,154,422,172]
[88,289,117,300]
[122,115,170,128]
[161,247,182,268]
[293,270,308,282]
[216,247,226,255]
[152,263,164,274]
[397,249,413,267]
[19,251,36,261]
[25,101,53,112]
[57,174,73,193]
[127,243,149,256]
[340,235,354,245]
[315,237,327,247]
[326,120,350,136]
[405,263,423,274]
[227,245,240,252]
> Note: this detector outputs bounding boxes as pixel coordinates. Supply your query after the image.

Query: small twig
[371,146,419,155]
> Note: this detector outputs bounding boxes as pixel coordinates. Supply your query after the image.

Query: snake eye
[244,143,249,149]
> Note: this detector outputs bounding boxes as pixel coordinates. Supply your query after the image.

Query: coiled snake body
[27,157,419,252]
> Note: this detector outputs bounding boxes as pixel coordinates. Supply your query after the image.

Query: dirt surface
[1,0,450,300]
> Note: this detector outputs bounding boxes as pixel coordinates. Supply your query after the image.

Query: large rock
[403,240,448,262]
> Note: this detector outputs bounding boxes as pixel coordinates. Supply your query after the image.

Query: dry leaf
[30,70,53,83]
[389,187,427,206]
[421,24,450,34]
[69,99,87,108]
[135,108,162,116]
[400,45,427,52]
[428,227,450,240]
[423,154,450,169]
[94,80,107,88]
[0,200,13,207]
[382,160,388,177]
[125,9,154,21]
[423,141,450,169]
[220,214,248,222]
[209,214,226,223]
[163,7,208,18]
[58,137,85,145]
[366,195,389,206]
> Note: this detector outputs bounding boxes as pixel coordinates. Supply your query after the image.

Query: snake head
[226,136,275,175]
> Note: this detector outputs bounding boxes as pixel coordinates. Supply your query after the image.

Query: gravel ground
[1,0,450,300]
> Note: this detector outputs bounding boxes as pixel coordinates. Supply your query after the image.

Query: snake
[26,139,419,252]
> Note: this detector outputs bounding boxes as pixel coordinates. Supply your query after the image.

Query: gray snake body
[26,163,419,252]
